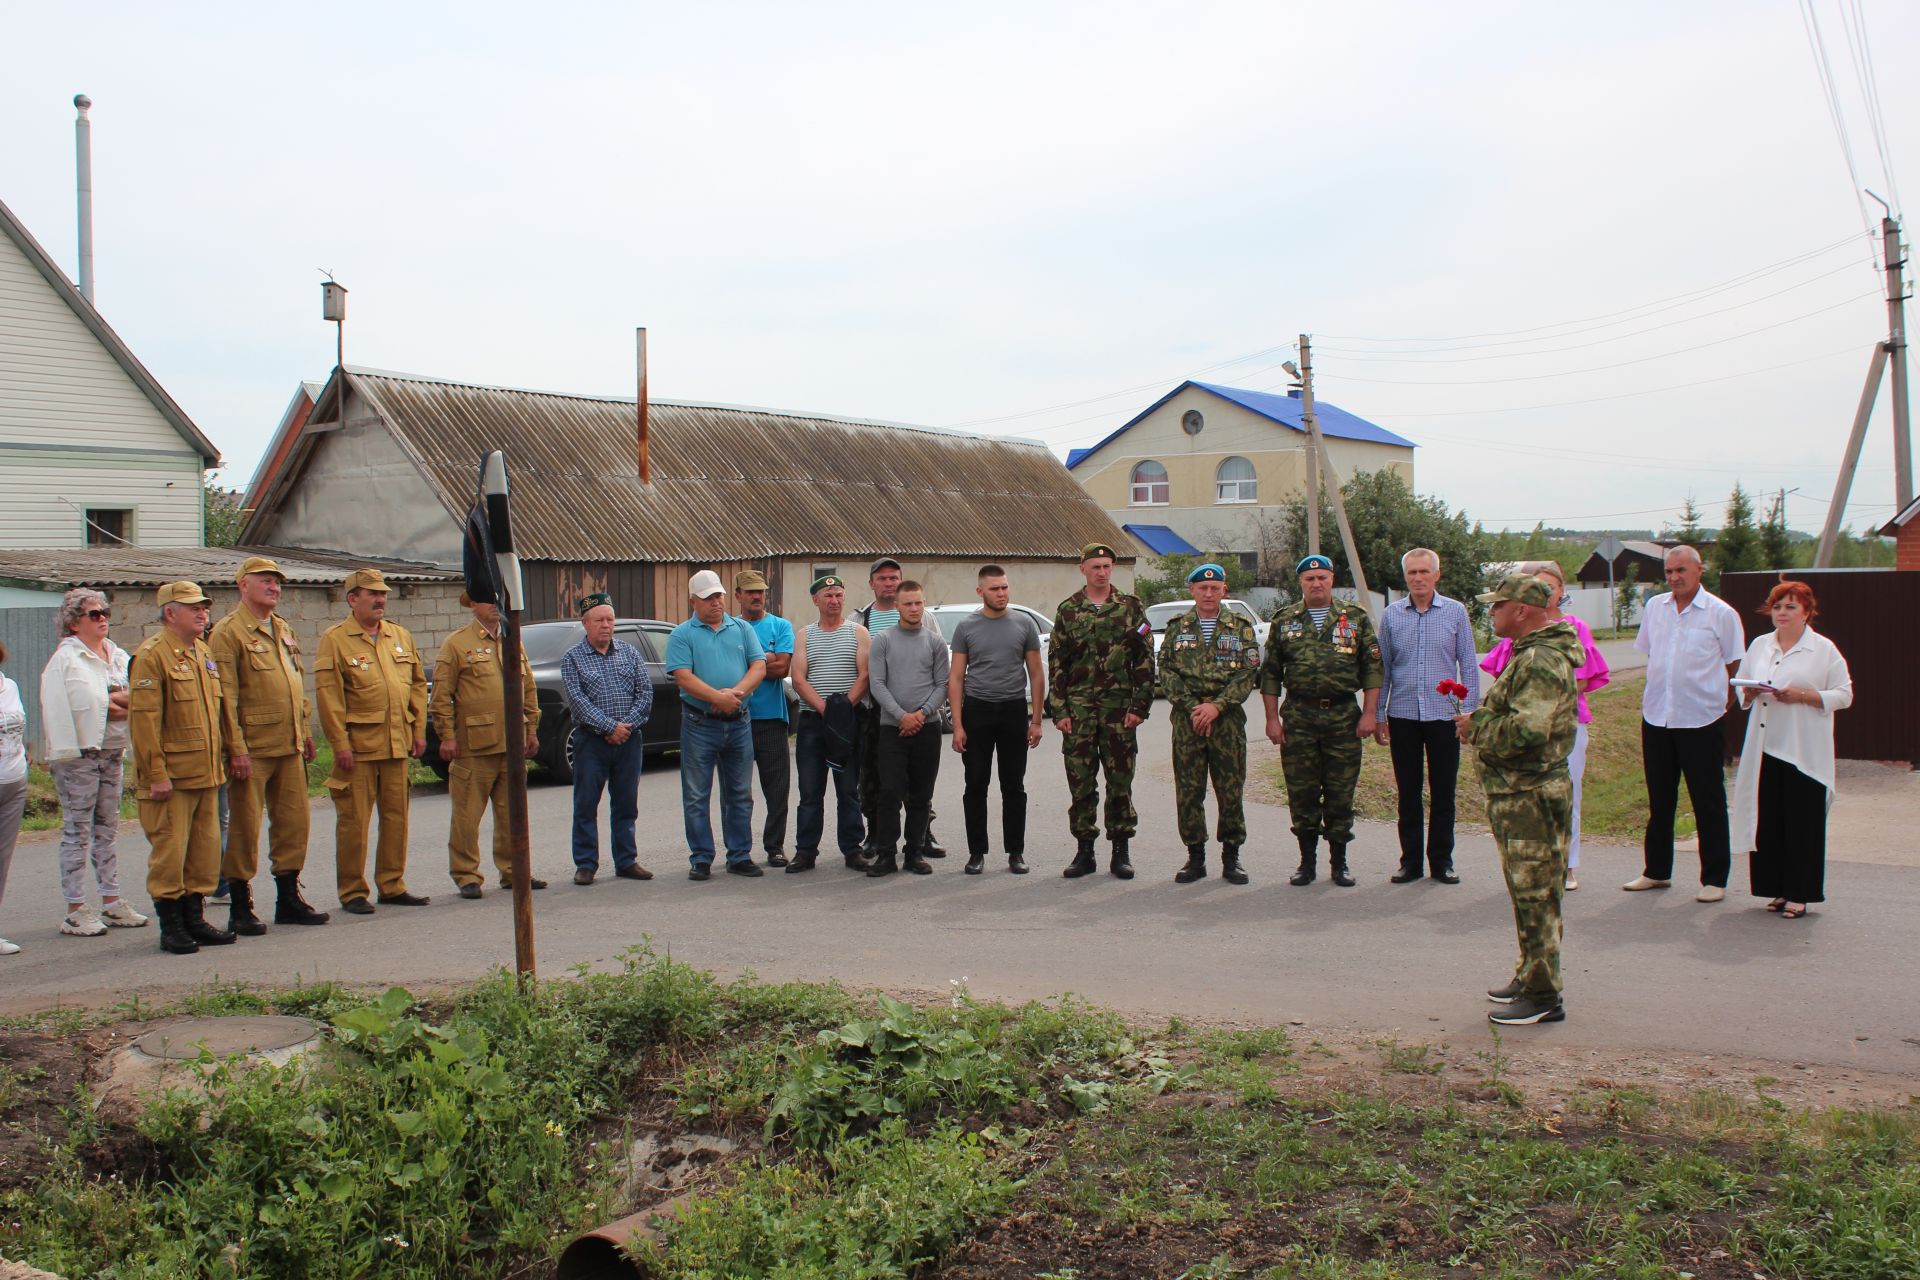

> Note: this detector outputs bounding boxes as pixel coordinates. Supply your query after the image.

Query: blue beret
[1187,563,1227,583]
[1295,554,1334,575]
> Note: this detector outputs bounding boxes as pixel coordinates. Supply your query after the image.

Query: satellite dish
[1181,409,1205,436]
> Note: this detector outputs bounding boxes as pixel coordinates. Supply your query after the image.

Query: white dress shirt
[1634,587,1743,729]
[1730,628,1852,854]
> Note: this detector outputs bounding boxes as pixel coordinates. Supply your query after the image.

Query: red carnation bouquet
[1437,679,1470,714]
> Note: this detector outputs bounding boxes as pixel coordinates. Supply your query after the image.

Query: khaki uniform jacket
[314,619,429,760]
[430,620,539,756]
[208,607,310,759]
[127,632,225,797]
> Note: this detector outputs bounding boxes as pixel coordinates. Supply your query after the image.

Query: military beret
[344,567,392,593]
[1080,542,1118,563]
[1295,554,1334,575]
[810,574,845,595]
[235,555,285,582]
[156,581,210,606]
[1187,562,1227,584]
[1478,573,1557,608]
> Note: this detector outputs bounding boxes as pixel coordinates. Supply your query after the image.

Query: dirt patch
[0,1031,93,1192]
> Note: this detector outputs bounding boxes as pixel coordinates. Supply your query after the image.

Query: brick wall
[1899,522,1920,572]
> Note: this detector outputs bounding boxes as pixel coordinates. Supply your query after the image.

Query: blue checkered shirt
[561,638,654,735]
[1377,593,1480,721]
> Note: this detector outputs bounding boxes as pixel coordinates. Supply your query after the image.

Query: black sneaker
[727,860,765,878]
[458,883,484,900]
[1486,978,1525,1004]
[1488,993,1565,1025]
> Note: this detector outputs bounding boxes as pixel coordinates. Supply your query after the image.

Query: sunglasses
[85,609,111,621]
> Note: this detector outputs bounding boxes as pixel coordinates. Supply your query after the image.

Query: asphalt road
[3,703,1913,1081]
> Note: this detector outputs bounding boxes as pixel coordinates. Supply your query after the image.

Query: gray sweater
[869,624,951,728]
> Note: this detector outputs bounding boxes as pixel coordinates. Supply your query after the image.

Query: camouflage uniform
[1258,601,1382,843]
[1466,621,1582,998]
[1045,588,1154,839]
[1160,608,1261,846]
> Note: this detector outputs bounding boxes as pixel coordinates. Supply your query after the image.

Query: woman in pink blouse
[1480,561,1610,890]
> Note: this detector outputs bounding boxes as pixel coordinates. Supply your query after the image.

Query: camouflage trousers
[1279,699,1363,843]
[1488,775,1572,998]
[1172,704,1247,846]
[1063,713,1138,840]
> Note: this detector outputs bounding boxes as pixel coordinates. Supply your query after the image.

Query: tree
[1758,490,1792,569]
[1611,562,1642,631]
[1674,496,1707,548]
[1716,482,1760,576]
[1279,469,1496,623]
[203,475,246,547]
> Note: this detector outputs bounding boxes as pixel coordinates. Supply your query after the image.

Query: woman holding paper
[1730,580,1852,919]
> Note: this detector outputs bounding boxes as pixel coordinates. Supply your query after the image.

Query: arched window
[1130,460,1170,505]
[1215,455,1257,504]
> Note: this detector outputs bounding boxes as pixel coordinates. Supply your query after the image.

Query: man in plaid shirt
[561,593,654,884]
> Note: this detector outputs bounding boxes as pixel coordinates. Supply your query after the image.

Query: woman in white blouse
[1731,581,1852,919]
[0,639,28,955]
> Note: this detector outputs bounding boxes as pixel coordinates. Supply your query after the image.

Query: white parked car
[926,603,1053,678]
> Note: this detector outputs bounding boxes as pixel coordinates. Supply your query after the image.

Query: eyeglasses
[85,609,111,621]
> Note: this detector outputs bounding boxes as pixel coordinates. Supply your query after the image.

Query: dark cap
[576,591,615,614]
[810,573,845,595]
[868,557,902,577]
[1080,542,1118,563]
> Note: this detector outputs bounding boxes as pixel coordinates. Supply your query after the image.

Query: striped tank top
[803,621,860,697]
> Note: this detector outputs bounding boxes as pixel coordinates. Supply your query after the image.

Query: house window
[1129,461,1170,506]
[85,508,130,546]
[1215,456,1257,504]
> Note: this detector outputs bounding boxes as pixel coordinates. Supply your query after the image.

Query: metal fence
[0,603,65,758]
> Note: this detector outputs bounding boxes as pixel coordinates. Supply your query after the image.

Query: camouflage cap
[343,567,392,593]
[1079,542,1118,563]
[1187,562,1227,583]
[156,581,210,606]
[235,555,285,582]
[1478,572,1557,608]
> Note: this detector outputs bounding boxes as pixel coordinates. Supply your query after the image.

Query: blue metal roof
[1124,523,1201,556]
[1065,380,1416,470]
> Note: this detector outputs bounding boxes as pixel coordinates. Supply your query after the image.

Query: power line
[1837,0,1902,213]
[1799,0,1880,265]
[941,343,1294,430]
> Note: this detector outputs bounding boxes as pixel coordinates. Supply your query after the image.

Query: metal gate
[0,603,65,757]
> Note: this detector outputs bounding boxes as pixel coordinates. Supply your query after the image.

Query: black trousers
[1750,753,1827,903]
[1641,718,1732,887]
[749,718,791,856]
[1387,717,1460,873]
[961,697,1030,857]
[875,724,942,856]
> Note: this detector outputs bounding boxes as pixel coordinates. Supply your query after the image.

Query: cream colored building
[1068,381,1415,567]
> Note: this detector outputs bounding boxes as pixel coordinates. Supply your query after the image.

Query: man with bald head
[1626,544,1743,901]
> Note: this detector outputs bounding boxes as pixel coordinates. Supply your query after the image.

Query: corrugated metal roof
[0,544,458,590]
[1124,523,1201,556]
[1067,380,1417,473]
[333,370,1132,562]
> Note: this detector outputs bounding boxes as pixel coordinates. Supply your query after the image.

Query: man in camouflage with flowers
[1454,572,1582,1027]
[1160,563,1261,885]
[1046,541,1154,879]
[1260,554,1382,887]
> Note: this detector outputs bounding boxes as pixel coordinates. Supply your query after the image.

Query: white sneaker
[1696,885,1725,903]
[61,908,107,937]
[0,938,19,955]
[1564,874,1579,891]
[100,901,150,928]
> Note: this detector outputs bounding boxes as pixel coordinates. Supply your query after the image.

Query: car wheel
[545,720,576,785]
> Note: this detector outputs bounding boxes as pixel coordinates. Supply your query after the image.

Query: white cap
[688,569,726,599]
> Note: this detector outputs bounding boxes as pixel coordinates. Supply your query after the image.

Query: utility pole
[1817,202,1909,565]
[1297,334,1374,613]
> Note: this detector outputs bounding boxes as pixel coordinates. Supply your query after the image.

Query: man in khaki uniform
[313,568,430,914]
[432,592,541,898]
[129,581,236,955]
[209,555,329,934]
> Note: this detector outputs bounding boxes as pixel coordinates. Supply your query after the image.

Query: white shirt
[1730,627,1852,854]
[38,636,132,761]
[1634,587,1743,729]
[0,675,25,785]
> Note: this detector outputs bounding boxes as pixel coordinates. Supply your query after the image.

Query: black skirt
[1748,753,1828,903]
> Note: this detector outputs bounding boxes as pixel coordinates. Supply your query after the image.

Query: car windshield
[1145,602,1192,631]
[518,622,585,666]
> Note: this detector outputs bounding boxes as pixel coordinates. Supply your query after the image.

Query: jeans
[875,724,942,856]
[50,754,123,905]
[571,729,644,873]
[795,709,864,856]
[750,718,791,855]
[1641,718,1731,887]
[1387,717,1460,874]
[680,708,754,867]
[960,697,1030,857]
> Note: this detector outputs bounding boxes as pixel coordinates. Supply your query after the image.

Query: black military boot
[1329,842,1357,887]
[157,899,199,955]
[1290,833,1318,886]
[865,848,899,878]
[1109,838,1134,880]
[1174,844,1207,883]
[226,879,268,936]
[1063,837,1097,878]
[1221,844,1249,886]
[273,873,331,925]
[922,825,947,858]
[183,893,237,946]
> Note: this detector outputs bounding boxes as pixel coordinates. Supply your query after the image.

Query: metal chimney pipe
[74,94,95,304]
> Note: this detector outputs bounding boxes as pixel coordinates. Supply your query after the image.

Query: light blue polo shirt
[665,614,766,712]
[739,613,795,722]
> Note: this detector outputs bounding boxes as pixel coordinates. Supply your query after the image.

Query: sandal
[1781,904,1809,919]
[1766,898,1787,913]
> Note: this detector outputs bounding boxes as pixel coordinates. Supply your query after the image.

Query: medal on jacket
[206,659,218,675]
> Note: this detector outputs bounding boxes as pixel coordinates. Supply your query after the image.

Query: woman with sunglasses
[38,588,148,936]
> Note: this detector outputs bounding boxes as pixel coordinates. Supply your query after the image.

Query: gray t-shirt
[950,609,1041,701]
[868,624,951,728]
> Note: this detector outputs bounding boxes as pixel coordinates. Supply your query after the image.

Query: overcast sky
[5,1,1913,536]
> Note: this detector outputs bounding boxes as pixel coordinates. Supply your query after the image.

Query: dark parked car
[423,617,681,783]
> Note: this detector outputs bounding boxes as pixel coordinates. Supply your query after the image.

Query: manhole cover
[132,1015,320,1062]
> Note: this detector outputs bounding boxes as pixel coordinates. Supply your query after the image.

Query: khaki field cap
[733,569,769,592]
[1080,542,1118,563]
[688,569,726,599]
[236,555,285,582]
[343,567,392,593]
[156,581,211,606]
[1478,573,1557,608]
